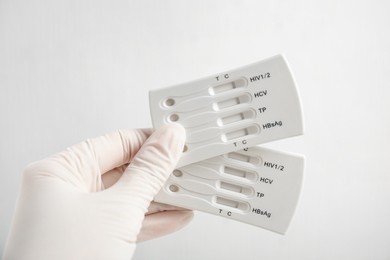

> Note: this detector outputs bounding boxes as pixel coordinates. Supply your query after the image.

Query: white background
[1,0,390,259]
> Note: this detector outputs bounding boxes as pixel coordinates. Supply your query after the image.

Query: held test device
[149,55,304,234]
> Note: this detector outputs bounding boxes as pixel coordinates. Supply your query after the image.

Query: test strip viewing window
[223,166,257,181]
[218,181,254,196]
[218,110,255,126]
[214,196,250,212]
[222,125,260,142]
[226,152,261,165]
[209,78,247,95]
[215,94,251,110]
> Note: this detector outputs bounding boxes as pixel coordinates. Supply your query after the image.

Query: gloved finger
[146,201,190,215]
[101,164,127,189]
[47,129,153,192]
[137,210,194,242]
[61,128,151,175]
[110,123,185,205]
[89,128,153,174]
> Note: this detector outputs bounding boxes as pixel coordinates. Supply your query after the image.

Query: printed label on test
[155,146,304,234]
[149,55,304,167]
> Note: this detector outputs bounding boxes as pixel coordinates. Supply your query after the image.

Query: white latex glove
[3,124,193,260]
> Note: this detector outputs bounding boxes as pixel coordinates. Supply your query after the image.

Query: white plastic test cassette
[149,55,304,233]
[149,54,303,168]
[155,147,304,234]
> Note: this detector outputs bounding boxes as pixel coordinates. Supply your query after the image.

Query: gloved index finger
[147,201,191,215]
[59,129,153,192]
[110,124,185,199]
[89,128,153,175]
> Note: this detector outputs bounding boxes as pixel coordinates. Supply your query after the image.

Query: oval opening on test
[218,181,254,197]
[209,77,247,95]
[169,114,179,122]
[168,184,179,192]
[214,196,250,212]
[172,169,183,177]
[163,98,175,107]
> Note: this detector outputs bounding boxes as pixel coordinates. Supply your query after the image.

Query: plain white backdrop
[1,0,389,259]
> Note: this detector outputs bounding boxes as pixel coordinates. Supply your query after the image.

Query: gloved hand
[3,124,193,260]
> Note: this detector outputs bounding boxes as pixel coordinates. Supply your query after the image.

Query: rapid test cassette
[156,147,304,234]
[149,54,303,168]
[149,55,304,233]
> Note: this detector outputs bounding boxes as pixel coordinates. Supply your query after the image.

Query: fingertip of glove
[180,210,195,223]
[154,123,186,148]
[159,123,186,138]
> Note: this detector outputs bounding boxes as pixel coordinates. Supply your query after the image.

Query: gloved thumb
[109,123,186,209]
